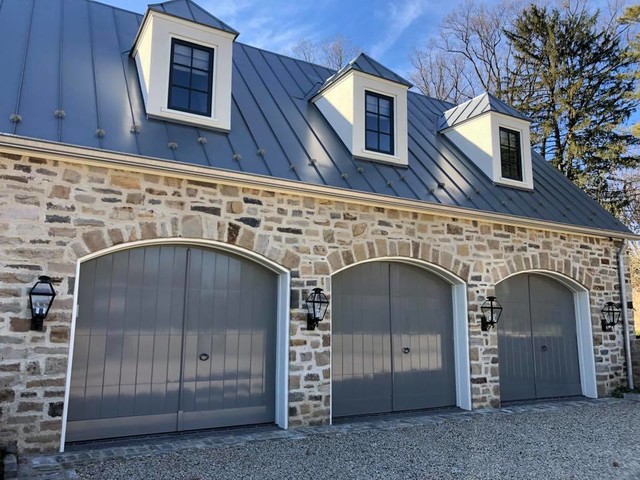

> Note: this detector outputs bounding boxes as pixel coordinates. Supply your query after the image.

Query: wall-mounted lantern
[29,276,56,331]
[305,287,329,331]
[600,301,621,332]
[481,296,503,331]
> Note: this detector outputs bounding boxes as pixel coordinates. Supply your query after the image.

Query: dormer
[439,93,534,190]
[312,54,411,167]
[131,0,238,131]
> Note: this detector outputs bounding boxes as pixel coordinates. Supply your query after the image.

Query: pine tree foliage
[504,3,639,215]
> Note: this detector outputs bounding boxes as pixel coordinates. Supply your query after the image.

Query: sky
[106,0,496,77]
[108,0,618,79]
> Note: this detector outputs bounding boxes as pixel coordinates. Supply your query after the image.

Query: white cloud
[369,0,432,58]
[199,0,326,53]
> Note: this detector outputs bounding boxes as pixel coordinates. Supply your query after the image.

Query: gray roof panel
[13,0,61,142]
[0,0,630,235]
[0,0,32,135]
[91,1,140,154]
[60,0,102,149]
[148,0,239,36]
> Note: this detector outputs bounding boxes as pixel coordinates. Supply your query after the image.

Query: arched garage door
[332,262,456,417]
[66,245,277,442]
[497,273,581,402]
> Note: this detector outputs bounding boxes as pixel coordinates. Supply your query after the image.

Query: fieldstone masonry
[0,151,633,453]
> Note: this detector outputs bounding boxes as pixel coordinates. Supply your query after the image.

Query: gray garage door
[66,245,277,442]
[332,262,456,417]
[497,273,581,402]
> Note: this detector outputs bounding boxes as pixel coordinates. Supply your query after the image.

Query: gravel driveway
[71,400,640,480]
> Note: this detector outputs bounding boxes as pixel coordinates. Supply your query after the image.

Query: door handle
[540,345,548,352]
[199,353,210,361]
[402,347,411,354]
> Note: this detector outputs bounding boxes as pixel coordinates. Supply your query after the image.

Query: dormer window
[365,91,394,155]
[168,40,214,116]
[439,92,534,190]
[499,127,523,181]
[312,53,411,166]
[131,1,238,131]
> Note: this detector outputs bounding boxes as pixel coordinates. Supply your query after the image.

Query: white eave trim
[0,134,636,241]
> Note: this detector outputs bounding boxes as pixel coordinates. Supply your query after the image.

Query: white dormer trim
[313,71,409,167]
[441,111,534,190]
[491,114,533,189]
[132,10,235,131]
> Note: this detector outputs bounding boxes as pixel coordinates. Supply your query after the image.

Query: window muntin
[168,39,214,116]
[365,91,394,155]
[499,127,523,181]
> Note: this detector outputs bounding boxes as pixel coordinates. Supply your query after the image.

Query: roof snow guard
[317,53,412,95]
[148,0,239,37]
[438,92,531,131]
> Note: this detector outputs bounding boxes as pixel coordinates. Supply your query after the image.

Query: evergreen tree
[505,3,639,215]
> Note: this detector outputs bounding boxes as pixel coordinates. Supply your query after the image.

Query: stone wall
[0,151,632,453]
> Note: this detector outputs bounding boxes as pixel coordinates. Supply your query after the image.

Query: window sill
[147,108,229,132]
[356,149,407,166]
[494,176,534,190]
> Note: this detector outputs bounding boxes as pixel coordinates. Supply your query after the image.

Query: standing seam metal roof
[0,0,630,235]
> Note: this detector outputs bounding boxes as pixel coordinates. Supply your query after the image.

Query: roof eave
[0,134,635,241]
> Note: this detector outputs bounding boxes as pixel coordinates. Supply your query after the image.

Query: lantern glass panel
[31,294,51,315]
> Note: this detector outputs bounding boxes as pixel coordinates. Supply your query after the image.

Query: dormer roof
[148,0,239,37]
[317,53,412,96]
[438,92,531,131]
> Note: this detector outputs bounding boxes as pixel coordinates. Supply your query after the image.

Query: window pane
[170,86,189,110]
[366,112,377,131]
[366,131,378,150]
[190,91,209,114]
[174,44,191,57]
[173,45,192,66]
[191,69,210,92]
[192,49,210,70]
[171,65,190,88]
[500,129,509,145]
[379,116,391,134]
[508,131,517,148]
[379,134,391,153]
[366,94,378,114]
[379,98,391,116]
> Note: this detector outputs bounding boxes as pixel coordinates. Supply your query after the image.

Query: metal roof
[439,92,532,130]
[317,53,413,95]
[148,0,239,36]
[0,0,630,235]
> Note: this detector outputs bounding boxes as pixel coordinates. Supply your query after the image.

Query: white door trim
[496,269,597,399]
[330,256,472,414]
[60,238,290,452]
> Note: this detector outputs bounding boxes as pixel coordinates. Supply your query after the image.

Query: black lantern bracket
[600,301,621,332]
[480,296,503,331]
[29,275,56,331]
[305,287,329,331]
